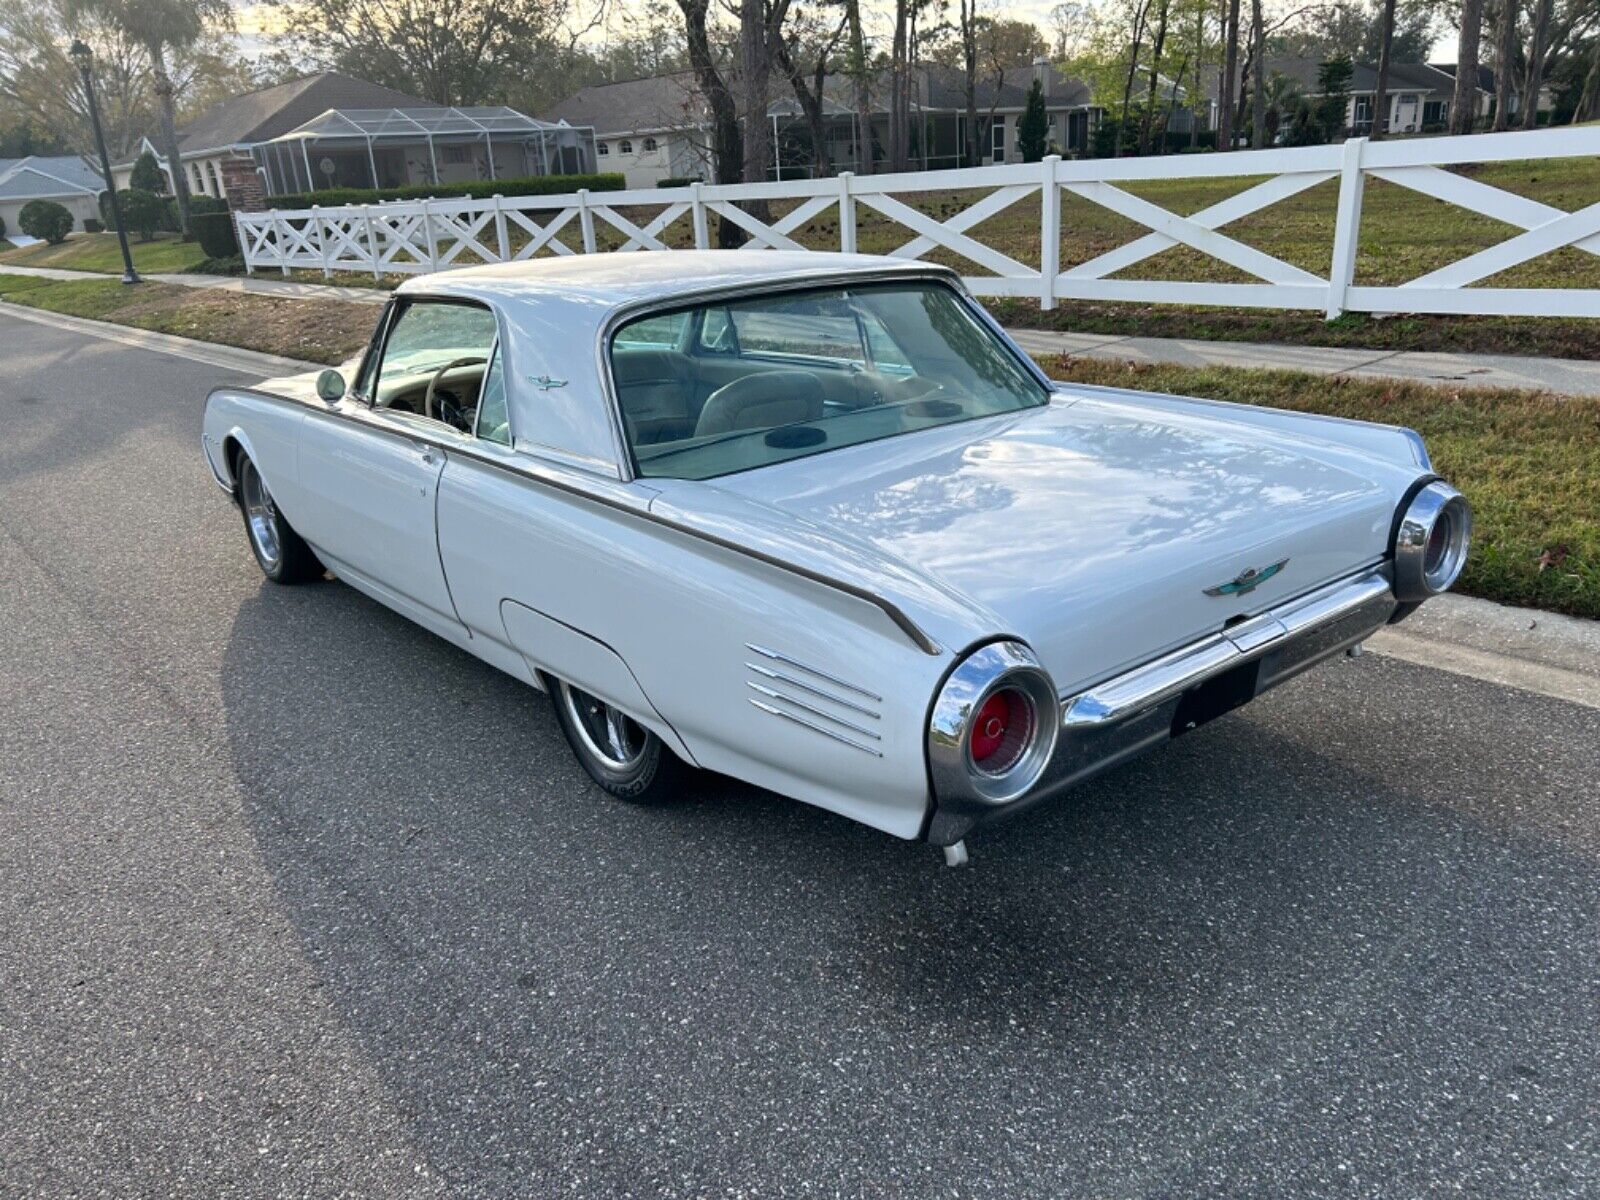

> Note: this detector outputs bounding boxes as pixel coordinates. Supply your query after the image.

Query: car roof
[396,250,951,308]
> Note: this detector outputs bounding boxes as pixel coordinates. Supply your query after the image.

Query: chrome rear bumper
[925,565,1398,846]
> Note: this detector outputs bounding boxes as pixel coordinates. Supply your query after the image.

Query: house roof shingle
[0,155,105,200]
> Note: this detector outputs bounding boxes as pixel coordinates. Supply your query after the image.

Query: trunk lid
[709,394,1411,694]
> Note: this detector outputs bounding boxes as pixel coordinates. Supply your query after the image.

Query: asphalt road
[2,310,1598,1199]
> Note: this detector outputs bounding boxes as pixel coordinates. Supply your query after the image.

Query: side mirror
[315,368,346,403]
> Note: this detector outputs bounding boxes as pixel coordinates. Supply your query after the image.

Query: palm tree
[66,0,227,238]
[1262,70,1303,141]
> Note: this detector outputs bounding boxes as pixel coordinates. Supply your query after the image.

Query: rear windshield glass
[609,281,1049,480]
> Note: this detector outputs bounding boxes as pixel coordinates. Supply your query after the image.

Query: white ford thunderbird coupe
[203,252,1469,863]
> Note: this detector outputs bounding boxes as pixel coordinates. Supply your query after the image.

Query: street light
[69,38,139,285]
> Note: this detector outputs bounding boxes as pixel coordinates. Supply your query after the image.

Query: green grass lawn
[1048,357,1600,621]
[0,231,208,274]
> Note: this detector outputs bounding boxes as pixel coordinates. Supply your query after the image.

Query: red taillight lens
[969,688,1031,771]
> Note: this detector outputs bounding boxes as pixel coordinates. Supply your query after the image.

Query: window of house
[189,163,205,195]
[597,141,609,155]
[442,145,472,164]
[208,161,224,195]
[620,139,634,154]
[1353,97,1372,122]
[643,137,658,153]
[990,120,1005,160]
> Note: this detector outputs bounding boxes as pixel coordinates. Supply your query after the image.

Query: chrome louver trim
[744,644,883,756]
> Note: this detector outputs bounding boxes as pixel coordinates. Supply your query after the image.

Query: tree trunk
[1370,0,1397,139]
[776,15,843,177]
[149,46,191,238]
[1249,0,1265,147]
[1493,0,1518,131]
[677,0,743,245]
[1114,0,1151,157]
[1576,35,1600,123]
[845,0,873,173]
[741,0,772,194]
[1521,0,1551,129]
[890,0,910,171]
[1139,0,1171,155]
[961,0,978,166]
[1452,0,1484,134]
[1218,0,1240,148]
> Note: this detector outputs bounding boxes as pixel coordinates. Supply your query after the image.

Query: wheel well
[222,436,245,490]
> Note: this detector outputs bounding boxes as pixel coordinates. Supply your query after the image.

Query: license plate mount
[1172,658,1263,736]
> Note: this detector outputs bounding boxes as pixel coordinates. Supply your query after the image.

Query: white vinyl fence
[236,126,1600,320]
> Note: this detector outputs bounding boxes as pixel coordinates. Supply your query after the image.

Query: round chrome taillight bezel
[928,641,1059,806]
[1393,481,1471,601]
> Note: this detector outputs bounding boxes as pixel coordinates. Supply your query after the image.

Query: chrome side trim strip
[1061,566,1394,730]
[746,683,882,740]
[745,662,880,717]
[745,643,885,701]
[748,699,884,756]
[207,384,945,657]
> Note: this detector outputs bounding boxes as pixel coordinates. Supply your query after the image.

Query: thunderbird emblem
[528,375,568,390]
[1204,558,1289,597]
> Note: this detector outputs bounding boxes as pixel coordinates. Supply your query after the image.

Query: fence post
[271,208,289,277]
[1039,155,1061,311]
[312,205,332,279]
[690,181,709,249]
[363,204,381,280]
[577,188,597,254]
[235,212,253,276]
[838,172,856,254]
[421,197,439,272]
[1327,137,1366,321]
[493,193,509,262]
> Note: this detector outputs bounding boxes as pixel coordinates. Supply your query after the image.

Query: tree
[64,0,231,240]
[673,0,741,244]
[1453,0,1485,133]
[129,148,164,192]
[1137,0,1171,154]
[118,186,165,239]
[18,198,74,243]
[1017,77,1049,160]
[1522,0,1553,127]
[1492,0,1519,130]
[1370,0,1398,139]
[775,4,847,176]
[1316,55,1353,138]
[959,0,979,167]
[1218,0,1240,147]
[842,0,873,172]
[1249,0,1264,147]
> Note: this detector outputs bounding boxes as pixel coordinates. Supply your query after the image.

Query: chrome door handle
[419,446,438,466]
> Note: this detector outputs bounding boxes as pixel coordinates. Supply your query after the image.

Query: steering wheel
[424,356,487,424]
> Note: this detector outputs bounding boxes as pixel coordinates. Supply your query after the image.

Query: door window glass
[475,347,511,445]
[371,300,498,433]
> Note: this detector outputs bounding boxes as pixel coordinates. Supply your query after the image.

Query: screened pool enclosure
[254,107,598,194]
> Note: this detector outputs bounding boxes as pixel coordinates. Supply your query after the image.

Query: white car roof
[395,252,958,476]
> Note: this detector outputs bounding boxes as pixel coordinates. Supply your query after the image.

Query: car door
[293,297,497,635]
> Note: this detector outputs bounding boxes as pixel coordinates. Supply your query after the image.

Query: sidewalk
[6,262,1600,397]
[1007,328,1600,399]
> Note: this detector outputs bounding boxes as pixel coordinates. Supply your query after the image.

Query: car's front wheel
[550,679,685,803]
[236,454,322,584]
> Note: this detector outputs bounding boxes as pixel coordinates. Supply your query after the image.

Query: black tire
[235,453,322,584]
[549,678,685,803]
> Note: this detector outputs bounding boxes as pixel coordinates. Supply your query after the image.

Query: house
[542,60,1099,186]
[114,71,597,202]
[1205,57,1466,137]
[1430,63,1556,125]
[0,156,105,234]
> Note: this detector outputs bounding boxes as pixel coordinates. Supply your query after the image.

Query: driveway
[1,310,1596,1198]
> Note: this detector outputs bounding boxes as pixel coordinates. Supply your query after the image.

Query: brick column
[220,157,267,211]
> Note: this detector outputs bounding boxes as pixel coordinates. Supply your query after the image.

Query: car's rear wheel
[550,679,685,803]
[236,454,321,584]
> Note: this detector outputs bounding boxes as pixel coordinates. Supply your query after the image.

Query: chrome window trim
[594,267,1054,484]
[206,383,943,656]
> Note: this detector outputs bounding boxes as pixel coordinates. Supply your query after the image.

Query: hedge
[193,210,239,259]
[267,172,625,209]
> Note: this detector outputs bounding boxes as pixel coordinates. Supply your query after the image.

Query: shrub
[119,188,167,241]
[268,171,625,209]
[83,217,104,233]
[1016,80,1048,162]
[192,210,239,258]
[189,195,229,215]
[18,199,74,243]
[129,150,166,194]
[657,176,703,188]
[0,213,6,239]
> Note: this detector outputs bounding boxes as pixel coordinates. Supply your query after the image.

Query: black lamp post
[69,38,139,285]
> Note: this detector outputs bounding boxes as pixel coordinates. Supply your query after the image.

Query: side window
[698,307,737,354]
[371,301,498,431]
[475,346,511,445]
[615,312,687,350]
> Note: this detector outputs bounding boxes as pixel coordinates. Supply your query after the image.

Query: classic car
[202,251,1470,864]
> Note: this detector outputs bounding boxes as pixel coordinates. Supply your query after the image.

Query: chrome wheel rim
[239,461,281,570]
[559,682,648,771]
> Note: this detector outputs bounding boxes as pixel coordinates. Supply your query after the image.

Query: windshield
[609,281,1049,481]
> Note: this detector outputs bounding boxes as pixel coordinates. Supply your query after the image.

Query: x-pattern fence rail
[236,126,1600,320]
